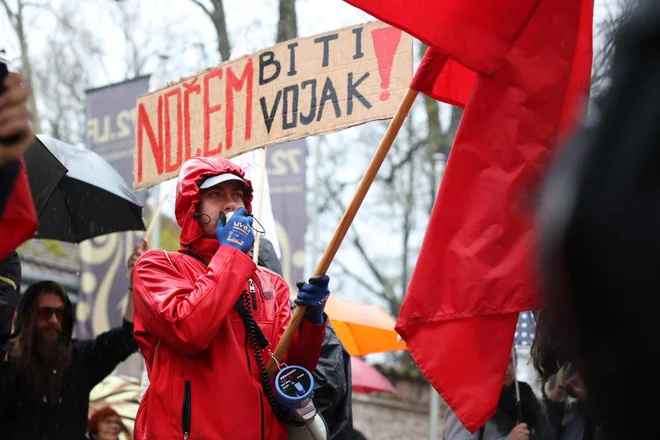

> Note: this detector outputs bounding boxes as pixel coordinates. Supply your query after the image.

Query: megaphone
[275,365,328,440]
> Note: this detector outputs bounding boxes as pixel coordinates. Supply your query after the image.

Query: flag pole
[266,88,419,377]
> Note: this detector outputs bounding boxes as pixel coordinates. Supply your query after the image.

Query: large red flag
[0,160,37,260]
[345,0,594,433]
[344,0,542,75]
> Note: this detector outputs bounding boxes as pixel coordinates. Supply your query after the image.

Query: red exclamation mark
[371,26,403,102]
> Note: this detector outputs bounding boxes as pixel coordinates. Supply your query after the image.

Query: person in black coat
[0,252,20,352]
[0,245,141,440]
[538,3,660,437]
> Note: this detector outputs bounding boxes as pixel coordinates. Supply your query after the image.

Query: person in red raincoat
[132,157,330,440]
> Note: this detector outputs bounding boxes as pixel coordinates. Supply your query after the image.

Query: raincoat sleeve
[132,246,256,355]
[271,274,326,374]
[79,319,139,389]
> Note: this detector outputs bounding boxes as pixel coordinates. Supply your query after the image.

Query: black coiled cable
[240,291,305,428]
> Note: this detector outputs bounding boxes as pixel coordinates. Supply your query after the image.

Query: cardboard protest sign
[134,21,413,189]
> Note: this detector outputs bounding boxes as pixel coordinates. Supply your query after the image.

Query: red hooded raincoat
[132,157,326,439]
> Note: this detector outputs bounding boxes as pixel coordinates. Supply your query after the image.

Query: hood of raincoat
[175,157,253,247]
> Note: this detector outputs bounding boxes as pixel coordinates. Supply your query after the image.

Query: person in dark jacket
[537,2,660,438]
[542,368,602,440]
[0,252,20,352]
[532,312,602,440]
[0,248,141,439]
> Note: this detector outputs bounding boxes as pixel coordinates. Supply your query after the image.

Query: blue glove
[295,275,330,324]
[216,207,254,254]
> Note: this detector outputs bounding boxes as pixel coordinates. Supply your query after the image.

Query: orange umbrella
[324,296,407,356]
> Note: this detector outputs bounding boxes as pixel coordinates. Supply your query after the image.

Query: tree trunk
[2,0,42,133]
[213,0,231,61]
[276,0,297,43]
[420,43,442,213]
[401,117,416,299]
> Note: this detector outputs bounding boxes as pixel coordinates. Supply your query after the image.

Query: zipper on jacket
[182,380,191,440]
[248,278,257,310]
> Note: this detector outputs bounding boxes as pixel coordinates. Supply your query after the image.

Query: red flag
[0,160,37,260]
[344,0,542,75]
[410,49,476,109]
[346,0,594,433]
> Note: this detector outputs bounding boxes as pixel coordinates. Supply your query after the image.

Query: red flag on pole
[344,0,542,75]
[0,160,37,260]
[345,0,594,432]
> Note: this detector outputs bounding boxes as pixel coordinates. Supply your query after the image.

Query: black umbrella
[29,135,145,243]
[22,136,69,217]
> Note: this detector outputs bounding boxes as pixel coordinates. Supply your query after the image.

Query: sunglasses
[36,307,65,322]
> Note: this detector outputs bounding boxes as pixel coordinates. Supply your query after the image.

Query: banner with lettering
[77,76,150,338]
[134,21,413,190]
[268,140,307,292]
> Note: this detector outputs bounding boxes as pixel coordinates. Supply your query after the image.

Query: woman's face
[97,416,122,440]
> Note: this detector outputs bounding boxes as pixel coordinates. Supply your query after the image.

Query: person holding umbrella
[131,156,330,440]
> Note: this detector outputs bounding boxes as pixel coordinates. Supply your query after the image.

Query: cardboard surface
[134,21,413,189]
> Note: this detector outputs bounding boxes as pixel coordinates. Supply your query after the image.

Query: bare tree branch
[187,0,212,18]
[334,260,382,297]
[0,0,15,23]
[320,176,396,297]
[381,137,428,185]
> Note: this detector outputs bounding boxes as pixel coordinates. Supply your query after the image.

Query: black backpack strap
[479,426,485,440]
